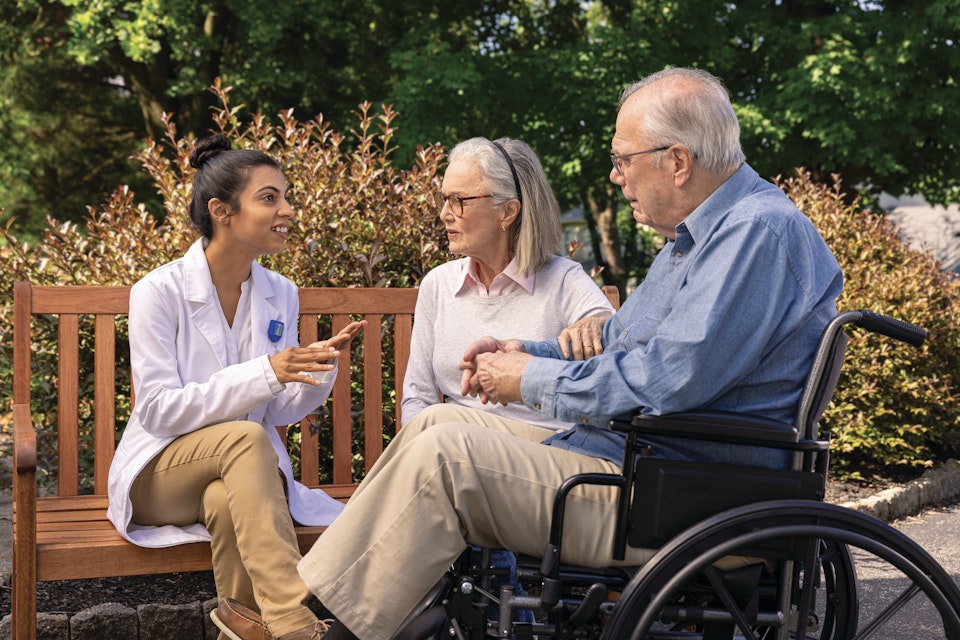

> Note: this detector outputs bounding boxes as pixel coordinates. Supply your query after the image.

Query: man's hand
[460,351,533,405]
[557,315,609,360]
[459,336,526,403]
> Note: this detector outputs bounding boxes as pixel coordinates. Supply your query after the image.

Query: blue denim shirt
[521,164,843,467]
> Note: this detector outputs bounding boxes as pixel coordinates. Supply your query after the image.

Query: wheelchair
[394,311,960,640]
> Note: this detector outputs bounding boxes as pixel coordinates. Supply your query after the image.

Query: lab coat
[107,239,344,548]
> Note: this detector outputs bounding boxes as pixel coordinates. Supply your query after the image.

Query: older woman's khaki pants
[130,420,317,637]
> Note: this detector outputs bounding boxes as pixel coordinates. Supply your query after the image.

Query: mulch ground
[0,571,218,618]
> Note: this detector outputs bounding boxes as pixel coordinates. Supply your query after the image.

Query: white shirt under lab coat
[107,239,344,548]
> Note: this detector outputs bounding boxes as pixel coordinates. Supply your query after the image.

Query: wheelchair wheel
[602,500,960,640]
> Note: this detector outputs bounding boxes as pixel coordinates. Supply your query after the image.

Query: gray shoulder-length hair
[447,136,562,276]
[619,67,746,177]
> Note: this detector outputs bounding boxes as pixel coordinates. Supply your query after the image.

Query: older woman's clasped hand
[269,320,367,386]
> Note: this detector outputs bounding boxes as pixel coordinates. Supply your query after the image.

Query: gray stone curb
[839,458,960,522]
[4,460,960,638]
[0,598,220,640]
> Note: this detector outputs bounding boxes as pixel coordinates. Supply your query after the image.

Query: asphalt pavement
[850,503,960,638]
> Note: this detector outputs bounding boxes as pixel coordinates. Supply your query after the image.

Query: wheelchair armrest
[611,411,828,453]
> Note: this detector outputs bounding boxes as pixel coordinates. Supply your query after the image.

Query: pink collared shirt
[455,256,535,297]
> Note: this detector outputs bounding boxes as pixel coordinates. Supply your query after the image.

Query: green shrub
[781,171,960,480]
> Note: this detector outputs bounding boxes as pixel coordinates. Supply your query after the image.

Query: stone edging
[1,598,221,640]
[840,458,960,522]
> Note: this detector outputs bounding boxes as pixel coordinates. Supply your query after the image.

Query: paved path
[847,503,960,638]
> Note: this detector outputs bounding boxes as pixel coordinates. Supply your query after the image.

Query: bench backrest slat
[362,313,385,471]
[93,314,117,495]
[329,314,355,485]
[57,314,80,496]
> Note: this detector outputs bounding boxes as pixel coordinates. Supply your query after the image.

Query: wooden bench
[11,280,619,639]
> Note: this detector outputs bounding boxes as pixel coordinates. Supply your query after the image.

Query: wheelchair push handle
[854,310,927,347]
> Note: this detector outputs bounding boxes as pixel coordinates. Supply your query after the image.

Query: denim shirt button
[534,403,541,410]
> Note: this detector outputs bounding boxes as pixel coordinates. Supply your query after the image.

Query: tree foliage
[4,0,959,265]
[0,1,153,237]
[386,0,960,291]
[0,0,455,234]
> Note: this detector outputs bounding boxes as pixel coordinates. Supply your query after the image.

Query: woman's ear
[500,199,521,229]
[208,198,232,226]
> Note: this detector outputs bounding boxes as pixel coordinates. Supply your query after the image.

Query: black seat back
[794,315,850,440]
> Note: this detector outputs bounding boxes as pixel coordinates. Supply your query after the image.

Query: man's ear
[208,198,231,226]
[671,145,696,187]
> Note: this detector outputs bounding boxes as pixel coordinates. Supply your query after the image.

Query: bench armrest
[12,403,37,473]
[611,410,828,453]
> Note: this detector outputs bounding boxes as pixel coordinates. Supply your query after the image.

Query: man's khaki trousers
[298,405,656,639]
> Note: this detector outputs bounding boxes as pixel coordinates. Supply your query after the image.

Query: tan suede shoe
[210,598,274,640]
[277,619,332,640]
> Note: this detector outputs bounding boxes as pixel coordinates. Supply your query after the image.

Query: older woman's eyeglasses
[610,146,671,176]
[433,192,495,217]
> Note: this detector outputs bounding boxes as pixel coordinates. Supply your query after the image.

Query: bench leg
[12,470,38,640]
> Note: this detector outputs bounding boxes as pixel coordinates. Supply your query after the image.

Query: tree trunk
[585,187,627,298]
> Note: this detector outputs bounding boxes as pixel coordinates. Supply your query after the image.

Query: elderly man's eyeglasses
[433,192,494,218]
[610,146,670,176]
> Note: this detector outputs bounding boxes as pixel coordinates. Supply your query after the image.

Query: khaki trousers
[298,404,657,640]
[130,420,318,637]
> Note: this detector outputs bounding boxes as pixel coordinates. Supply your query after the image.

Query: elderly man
[287,67,843,640]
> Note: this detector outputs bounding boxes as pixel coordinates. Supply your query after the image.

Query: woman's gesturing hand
[269,320,367,385]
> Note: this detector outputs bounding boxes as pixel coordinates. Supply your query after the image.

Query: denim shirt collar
[676,163,758,249]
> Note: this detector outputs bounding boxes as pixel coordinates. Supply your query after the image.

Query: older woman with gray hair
[401,136,613,429]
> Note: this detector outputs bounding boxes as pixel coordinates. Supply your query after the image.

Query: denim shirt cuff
[521,339,563,359]
[520,357,568,418]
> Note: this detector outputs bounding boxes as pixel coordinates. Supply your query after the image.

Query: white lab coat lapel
[180,243,285,373]
[246,263,284,426]
[249,261,284,361]
[182,242,230,370]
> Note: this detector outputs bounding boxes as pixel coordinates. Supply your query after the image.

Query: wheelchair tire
[602,500,960,640]
[393,606,450,640]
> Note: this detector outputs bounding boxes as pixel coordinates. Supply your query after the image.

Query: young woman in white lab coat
[107,134,362,640]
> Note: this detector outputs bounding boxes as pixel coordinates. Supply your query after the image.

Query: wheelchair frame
[394,311,960,640]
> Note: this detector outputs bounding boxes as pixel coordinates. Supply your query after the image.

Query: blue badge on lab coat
[268,319,284,343]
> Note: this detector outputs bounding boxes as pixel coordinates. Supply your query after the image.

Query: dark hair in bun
[188,134,282,239]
